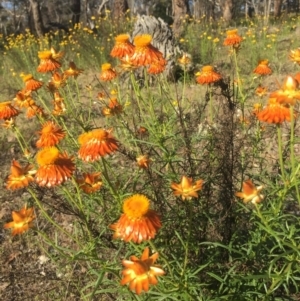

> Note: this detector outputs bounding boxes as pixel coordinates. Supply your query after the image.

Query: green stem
[28,187,81,245]
[289,106,300,204]
[277,124,286,183]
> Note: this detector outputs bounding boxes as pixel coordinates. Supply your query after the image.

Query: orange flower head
[37,50,61,73]
[6,159,35,190]
[21,73,43,91]
[102,98,123,117]
[99,63,117,81]
[257,98,291,124]
[252,103,262,116]
[2,118,15,129]
[119,54,139,72]
[110,34,135,58]
[64,61,83,78]
[36,120,65,148]
[78,129,119,162]
[26,101,46,119]
[255,85,267,97]
[171,176,203,200]
[270,76,300,105]
[13,90,33,108]
[110,194,161,243]
[223,29,243,46]
[136,155,151,169]
[35,147,75,187]
[4,206,35,236]
[0,101,19,120]
[130,34,166,67]
[195,66,222,85]
[137,126,148,136]
[76,172,102,194]
[178,52,192,69]
[121,247,165,295]
[289,48,300,65]
[253,60,272,75]
[235,179,264,204]
[47,72,66,91]
[147,61,166,75]
[50,47,64,60]
[52,92,66,115]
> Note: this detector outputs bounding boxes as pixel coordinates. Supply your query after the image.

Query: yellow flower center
[115,34,130,43]
[38,50,52,60]
[41,122,54,134]
[101,63,112,71]
[78,129,107,145]
[36,147,60,166]
[259,60,269,65]
[134,34,152,47]
[22,74,33,82]
[202,66,214,72]
[123,194,150,218]
[226,29,238,36]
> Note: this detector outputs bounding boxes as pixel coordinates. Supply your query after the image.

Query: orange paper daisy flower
[255,85,268,97]
[136,155,151,169]
[253,60,272,75]
[99,63,117,81]
[223,29,243,46]
[21,73,43,91]
[270,76,300,106]
[35,147,75,187]
[252,103,262,116]
[26,100,46,119]
[110,194,161,243]
[6,159,35,190]
[289,48,300,65]
[4,206,35,236]
[37,50,61,73]
[64,61,83,78]
[235,179,264,204]
[147,61,166,75]
[130,34,166,67]
[110,34,135,58]
[102,98,123,117]
[178,52,192,69]
[121,247,165,295]
[171,175,203,200]
[52,92,66,115]
[13,90,33,108]
[0,101,19,120]
[78,129,119,162]
[195,66,222,85]
[47,72,67,92]
[36,120,65,148]
[257,98,291,124]
[76,172,102,194]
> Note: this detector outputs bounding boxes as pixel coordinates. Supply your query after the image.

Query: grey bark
[172,0,190,37]
[28,0,45,37]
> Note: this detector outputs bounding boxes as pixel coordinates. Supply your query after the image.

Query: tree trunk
[71,0,81,26]
[28,0,45,37]
[172,0,190,37]
[112,0,129,20]
[221,0,233,22]
[274,0,283,17]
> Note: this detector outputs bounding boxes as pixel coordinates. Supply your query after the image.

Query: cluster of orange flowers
[1,39,203,294]
[194,28,244,85]
[98,33,167,82]
[4,28,297,295]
